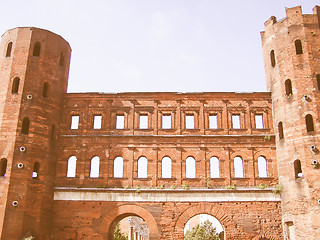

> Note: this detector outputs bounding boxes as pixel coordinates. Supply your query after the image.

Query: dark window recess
[316,74,320,90]
[50,124,55,141]
[33,42,41,57]
[285,79,293,96]
[42,82,49,98]
[305,114,314,132]
[270,50,276,67]
[0,158,7,177]
[294,160,302,178]
[32,162,40,178]
[21,117,30,135]
[59,53,64,67]
[6,42,12,57]
[278,122,284,139]
[11,77,20,94]
[295,40,303,54]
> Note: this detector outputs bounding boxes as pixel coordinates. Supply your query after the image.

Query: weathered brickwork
[0,4,319,240]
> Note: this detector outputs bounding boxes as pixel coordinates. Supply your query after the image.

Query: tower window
[294,160,302,178]
[234,156,244,178]
[255,114,264,129]
[270,50,276,67]
[285,79,292,96]
[11,77,20,94]
[33,42,41,57]
[114,157,123,178]
[70,115,79,129]
[32,162,40,178]
[137,157,148,178]
[67,156,77,177]
[6,42,12,57]
[93,115,102,129]
[305,114,314,132]
[185,114,195,129]
[210,157,220,178]
[295,40,303,54]
[232,114,241,129]
[317,74,320,90]
[0,158,7,177]
[162,156,172,178]
[278,121,284,139]
[139,115,148,129]
[90,156,100,178]
[42,82,49,98]
[116,115,124,129]
[209,115,218,129]
[162,115,171,129]
[186,156,196,178]
[258,156,268,178]
[59,52,65,67]
[21,117,30,135]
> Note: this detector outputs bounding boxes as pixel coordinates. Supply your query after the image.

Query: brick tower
[0,27,71,239]
[261,5,320,240]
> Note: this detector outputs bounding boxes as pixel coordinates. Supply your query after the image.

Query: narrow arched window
[114,157,123,178]
[210,157,220,178]
[67,156,77,177]
[137,157,147,178]
[295,40,303,54]
[285,79,292,96]
[270,50,276,67]
[258,156,268,178]
[42,82,49,98]
[50,124,56,141]
[0,158,7,177]
[59,52,65,67]
[33,42,41,57]
[161,156,172,178]
[186,157,196,178]
[21,117,30,135]
[32,161,40,178]
[305,114,314,132]
[278,121,284,139]
[90,156,100,178]
[234,156,244,178]
[6,42,12,57]
[11,77,20,94]
[294,160,302,178]
[317,74,320,90]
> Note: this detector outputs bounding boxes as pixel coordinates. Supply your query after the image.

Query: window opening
[161,157,172,178]
[210,157,220,178]
[186,114,195,129]
[209,115,218,129]
[59,52,64,67]
[255,114,264,129]
[258,156,268,178]
[33,42,41,57]
[71,115,79,129]
[137,157,148,178]
[90,156,100,178]
[32,162,40,178]
[305,114,314,132]
[232,115,241,129]
[186,157,196,178]
[285,79,293,96]
[42,82,49,98]
[294,160,302,178]
[116,115,124,129]
[93,115,102,129]
[278,121,284,139]
[286,221,295,240]
[270,50,276,67]
[295,40,303,54]
[234,156,244,178]
[162,114,171,129]
[21,117,30,135]
[11,77,20,94]
[6,42,12,57]
[50,124,56,141]
[67,156,77,177]
[317,74,320,90]
[114,157,123,178]
[139,115,148,129]
[0,158,7,177]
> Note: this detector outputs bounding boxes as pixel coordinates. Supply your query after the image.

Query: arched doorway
[116,216,149,240]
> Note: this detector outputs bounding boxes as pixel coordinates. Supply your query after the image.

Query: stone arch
[174,204,230,239]
[101,204,159,240]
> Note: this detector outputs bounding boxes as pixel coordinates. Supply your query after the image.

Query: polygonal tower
[261,5,320,240]
[0,27,71,239]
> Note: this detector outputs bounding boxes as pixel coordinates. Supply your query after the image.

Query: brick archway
[174,204,229,239]
[101,204,159,240]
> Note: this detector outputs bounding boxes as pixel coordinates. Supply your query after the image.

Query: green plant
[264,135,271,141]
[181,183,189,190]
[272,184,283,195]
[97,184,107,188]
[124,185,131,189]
[170,185,176,189]
[76,185,84,188]
[135,185,141,194]
[206,178,212,188]
[156,184,165,189]
[225,183,236,190]
[256,183,268,189]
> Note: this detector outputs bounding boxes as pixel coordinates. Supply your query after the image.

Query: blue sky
[0,0,318,93]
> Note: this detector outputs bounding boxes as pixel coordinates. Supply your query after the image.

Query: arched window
[270,50,276,67]
[137,157,147,178]
[50,124,56,141]
[11,77,20,94]
[67,156,77,177]
[161,156,172,178]
[33,42,41,57]
[114,157,123,178]
[295,40,303,54]
[210,157,220,178]
[32,161,40,178]
[294,160,302,178]
[6,42,12,57]
[21,117,30,135]
[278,121,284,139]
[234,156,244,178]
[305,114,315,132]
[59,52,65,67]
[42,82,49,98]
[0,158,7,177]
[285,79,292,96]
[258,156,268,178]
[186,157,196,178]
[90,156,100,178]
